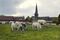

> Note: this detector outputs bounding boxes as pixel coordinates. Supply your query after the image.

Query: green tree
[56,14,60,25]
[25,16,32,22]
[0,15,5,16]
[58,14,60,22]
[52,17,57,23]
[25,16,30,22]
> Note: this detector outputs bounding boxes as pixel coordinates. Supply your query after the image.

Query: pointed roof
[35,4,38,13]
[34,4,38,17]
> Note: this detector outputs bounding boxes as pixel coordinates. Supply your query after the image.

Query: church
[32,4,39,21]
[32,4,57,22]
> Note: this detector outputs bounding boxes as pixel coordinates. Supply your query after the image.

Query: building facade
[0,16,24,21]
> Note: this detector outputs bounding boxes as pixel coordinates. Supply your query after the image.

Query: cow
[10,21,27,32]
[32,21,42,31]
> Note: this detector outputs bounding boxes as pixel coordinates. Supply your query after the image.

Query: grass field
[0,24,60,40]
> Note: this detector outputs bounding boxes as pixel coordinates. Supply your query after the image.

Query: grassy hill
[0,24,60,40]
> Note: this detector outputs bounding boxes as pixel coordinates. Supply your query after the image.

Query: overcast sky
[0,0,60,17]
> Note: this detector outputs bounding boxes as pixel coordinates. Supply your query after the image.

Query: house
[32,16,57,23]
[0,16,25,21]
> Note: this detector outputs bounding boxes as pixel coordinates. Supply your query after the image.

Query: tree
[56,14,60,25]
[58,14,60,22]
[30,17,33,22]
[52,17,57,23]
[25,16,32,22]
[0,15,5,16]
[25,16,30,22]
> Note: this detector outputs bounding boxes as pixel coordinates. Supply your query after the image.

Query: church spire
[34,4,38,20]
[35,4,38,14]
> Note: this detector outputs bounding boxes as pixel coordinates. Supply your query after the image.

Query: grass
[0,24,60,40]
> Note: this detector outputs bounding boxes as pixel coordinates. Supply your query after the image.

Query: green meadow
[0,24,60,40]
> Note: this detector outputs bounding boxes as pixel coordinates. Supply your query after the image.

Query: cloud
[16,0,60,17]
[0,0,24,16]
[16,0,42,9]
[0,0,60,17]
[38,0,60,17]
[11,12,22,16]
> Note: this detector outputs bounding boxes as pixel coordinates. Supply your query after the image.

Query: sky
[0,0,60,17]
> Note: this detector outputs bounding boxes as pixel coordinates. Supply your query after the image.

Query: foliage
[58,14,60,21]
[52,17,57,23]
[0,15,5,16]
[56,14,60,25]
[58,14,60,23]
[25,16,32,22]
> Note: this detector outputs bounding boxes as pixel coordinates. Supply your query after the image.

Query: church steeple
[34,4,38,20]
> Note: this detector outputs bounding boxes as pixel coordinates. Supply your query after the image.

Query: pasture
[0,24,60,40]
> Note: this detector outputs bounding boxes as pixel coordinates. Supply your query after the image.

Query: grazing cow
[15,21,22,31]
[38,20,47,25]
[32,22,41,30]
[38,20,50,27]
[0,21,6,24]
[21,22,27,31]
[10,21,16,31]
[2,22,6,24]
[10,21,27,32]
[10,21,22,31]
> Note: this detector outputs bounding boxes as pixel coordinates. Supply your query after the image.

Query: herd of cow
[9,20,50,32]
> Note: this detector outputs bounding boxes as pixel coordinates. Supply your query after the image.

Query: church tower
[34,4,39,21]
